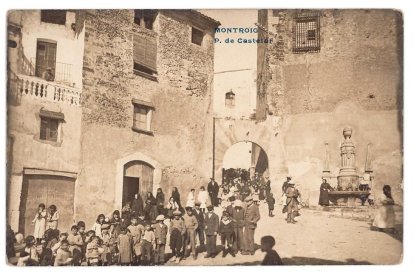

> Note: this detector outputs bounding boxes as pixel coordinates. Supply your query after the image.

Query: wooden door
[19,175,75,236]
[124,161,154,199]
[35,40,57,78]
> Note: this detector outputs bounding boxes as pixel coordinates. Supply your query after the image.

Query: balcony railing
[10,74,81,106]
[23,58,75,86]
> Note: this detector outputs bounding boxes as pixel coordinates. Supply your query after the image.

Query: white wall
[213,69,257,119]
[9,10,85,88]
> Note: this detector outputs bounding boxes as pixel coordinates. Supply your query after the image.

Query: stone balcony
[9,74,82,106]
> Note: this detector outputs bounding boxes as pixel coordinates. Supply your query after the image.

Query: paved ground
[164,203,403,266]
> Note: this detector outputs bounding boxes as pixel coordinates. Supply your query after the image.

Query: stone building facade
[7,10,85,233]
[254,9,403,204]
[7,9,220,234]
[77,10,219,225]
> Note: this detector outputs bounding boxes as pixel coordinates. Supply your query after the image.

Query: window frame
[131,99,155,135]
[292,12,321,54]
[38,110,64,144]
[225,91,236,108]
[40,10,67,25]
[191,27,205,46]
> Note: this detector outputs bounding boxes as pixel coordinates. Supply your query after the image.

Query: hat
[234,199,242,207]
[156,214,165,221]
[244,195,253,202]
[185,206,193,210]
[207,205,214,210]
[173,210,181,216]
[287,176,292,179]
[195,201,201,206]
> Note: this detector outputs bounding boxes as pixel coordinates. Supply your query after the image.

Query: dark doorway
[19,174,75,236]
[123,176,139,207]
[123,160,154,208]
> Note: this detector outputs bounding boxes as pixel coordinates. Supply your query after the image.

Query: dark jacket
[244,203,260,229]
[131,196,144,216]
[154,223,168,245]
[232,208,245,228]
[219,219,234,235]
[204,212,219,236]
[194,209,205,229]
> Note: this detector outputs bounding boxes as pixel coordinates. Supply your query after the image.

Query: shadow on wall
[231,257,372,266]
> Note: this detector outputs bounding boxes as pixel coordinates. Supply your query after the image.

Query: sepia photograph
[5,7,404,267]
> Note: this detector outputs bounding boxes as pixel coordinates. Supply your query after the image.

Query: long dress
[186,192,195,208]
[32,210,47,239]
[318,182,332,206]
[373,194,395,229]
[117,233,133,264]
[197,190,209,209]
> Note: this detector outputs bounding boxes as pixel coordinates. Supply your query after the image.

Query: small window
[293,12,320,53]
[225,91,236,108]
[133,34,157,78]
[191,27,204,46]
[132,99,154,135]
[40,10,66,25]
[134,10,156,30]
[39,110,64,142]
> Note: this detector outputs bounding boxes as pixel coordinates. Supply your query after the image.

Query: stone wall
[77,10,217,225]
[256,9,403,206]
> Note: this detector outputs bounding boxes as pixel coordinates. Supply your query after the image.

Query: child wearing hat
[169,210,185,263]
[219,211,235,257]
[141,223,155,265]
[117,227,133,266]
[154,215,168,265]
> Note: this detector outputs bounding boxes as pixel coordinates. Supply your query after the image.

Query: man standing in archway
[241,195,260,255]
[207,178,219,207]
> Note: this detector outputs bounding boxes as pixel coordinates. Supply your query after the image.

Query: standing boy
[182,206,199,260]
[204,205,219,258]
[241,196,260,255]
[169,210,186,263]
[154,215,168,265]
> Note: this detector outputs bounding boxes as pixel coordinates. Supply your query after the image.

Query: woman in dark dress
[171,187,181,209]
[155,188,165,215]
[319,178,333,206]
[144,192,158,222]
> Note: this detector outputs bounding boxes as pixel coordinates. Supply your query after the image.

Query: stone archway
[115,152,162,211]
[214,118,274,183]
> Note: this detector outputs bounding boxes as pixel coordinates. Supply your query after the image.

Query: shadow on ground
[231,256,373,266]
[369,223,403,242]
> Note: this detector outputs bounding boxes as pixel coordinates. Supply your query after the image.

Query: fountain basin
[328,191,370,207]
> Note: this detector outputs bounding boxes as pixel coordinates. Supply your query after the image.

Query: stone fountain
[326,127,371,207]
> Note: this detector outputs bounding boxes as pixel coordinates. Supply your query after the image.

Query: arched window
[225,90,235,108]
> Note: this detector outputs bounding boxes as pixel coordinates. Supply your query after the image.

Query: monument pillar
[337,126,359,191]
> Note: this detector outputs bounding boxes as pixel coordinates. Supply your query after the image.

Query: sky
[199,9,258,73]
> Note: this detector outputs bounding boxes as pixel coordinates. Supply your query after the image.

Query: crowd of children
[8,175,284,266]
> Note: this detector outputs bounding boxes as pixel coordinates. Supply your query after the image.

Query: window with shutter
[133,34,157,76]
[35,40,57,81]
[132,99,155,135]
[40,117,59,142]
